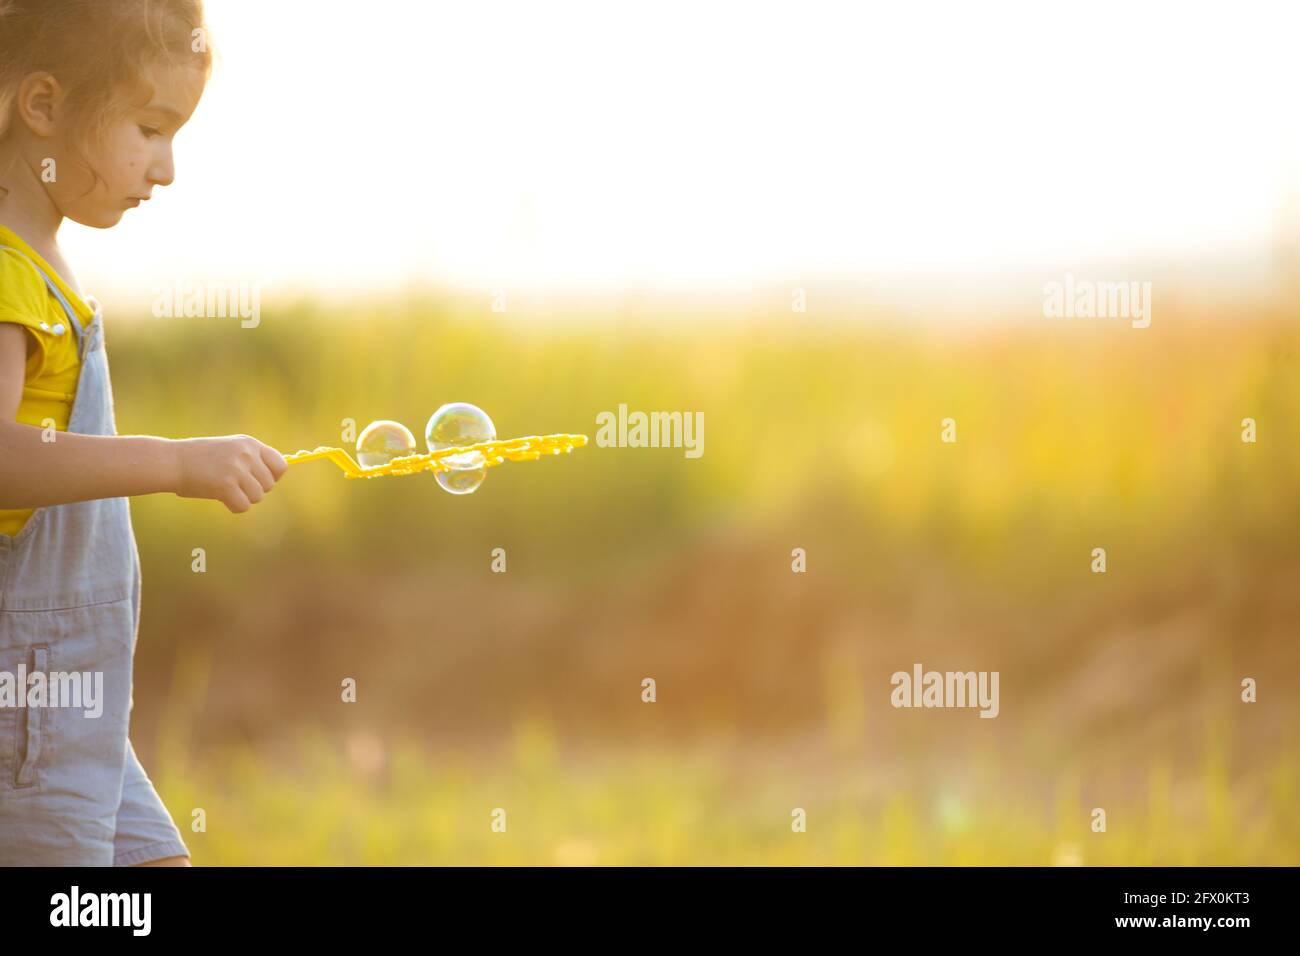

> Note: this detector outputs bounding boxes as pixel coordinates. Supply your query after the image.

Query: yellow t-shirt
[0,224,96,537]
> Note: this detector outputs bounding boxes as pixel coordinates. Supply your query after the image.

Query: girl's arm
[0,324,286,513]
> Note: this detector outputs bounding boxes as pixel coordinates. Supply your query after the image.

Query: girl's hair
[0,0,211,183]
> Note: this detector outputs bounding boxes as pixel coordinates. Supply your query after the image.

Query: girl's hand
[171,435,288,513]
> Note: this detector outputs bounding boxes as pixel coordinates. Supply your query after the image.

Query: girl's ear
[17,72,65,137]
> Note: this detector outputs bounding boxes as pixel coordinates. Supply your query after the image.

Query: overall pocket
[0,600,134,797]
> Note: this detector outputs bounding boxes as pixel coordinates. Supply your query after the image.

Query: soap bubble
[356,420,416,470]
[435,469,487,495]
[425,402,495,495]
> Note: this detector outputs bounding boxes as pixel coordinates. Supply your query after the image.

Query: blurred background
[59,0,1300,863]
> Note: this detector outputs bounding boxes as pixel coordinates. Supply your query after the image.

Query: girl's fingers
[260,443,288,479]
[239,473,265,506]
[250,459,276,493]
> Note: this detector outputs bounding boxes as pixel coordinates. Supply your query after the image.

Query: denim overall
[0,248,189,865]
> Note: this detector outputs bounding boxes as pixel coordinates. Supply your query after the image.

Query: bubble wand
[282,402,587,495]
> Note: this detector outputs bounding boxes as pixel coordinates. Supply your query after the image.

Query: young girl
[0,0,286,865]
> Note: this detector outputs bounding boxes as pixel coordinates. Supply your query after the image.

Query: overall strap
[0,244,87,344]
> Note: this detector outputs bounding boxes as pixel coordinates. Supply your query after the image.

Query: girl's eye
[139,125,162,139]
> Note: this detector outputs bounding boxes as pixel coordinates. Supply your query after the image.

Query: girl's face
[53,61,205,229]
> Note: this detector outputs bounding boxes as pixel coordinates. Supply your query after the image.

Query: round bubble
[426,402,496,495]
[356,420,416,470]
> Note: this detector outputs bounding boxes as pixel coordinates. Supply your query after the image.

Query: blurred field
[149,725,1300,866]
[100,282,1300,864]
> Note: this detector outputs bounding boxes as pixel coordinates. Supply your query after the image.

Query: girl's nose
[149,147,176,188]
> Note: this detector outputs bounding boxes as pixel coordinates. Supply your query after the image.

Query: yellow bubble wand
[283,433,588,480]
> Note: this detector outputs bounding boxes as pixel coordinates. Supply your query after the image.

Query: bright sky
[63,0,1300,298]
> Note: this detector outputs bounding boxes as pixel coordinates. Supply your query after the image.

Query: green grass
[154,725,1300,865]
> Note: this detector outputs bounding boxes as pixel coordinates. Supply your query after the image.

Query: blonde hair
[0,0,211,188]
